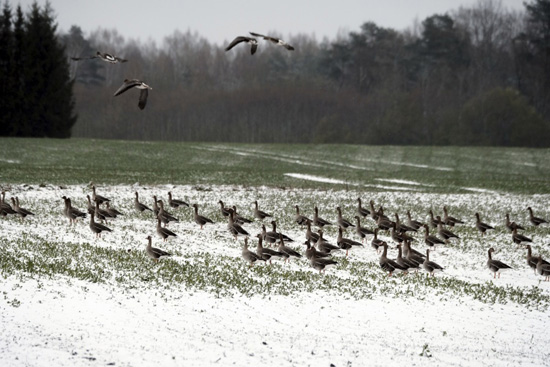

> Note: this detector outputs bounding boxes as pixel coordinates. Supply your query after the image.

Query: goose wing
[113,79,141,96]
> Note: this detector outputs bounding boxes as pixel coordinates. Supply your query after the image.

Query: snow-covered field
[1,183,550,366]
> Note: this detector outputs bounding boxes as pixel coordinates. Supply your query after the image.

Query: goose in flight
[71,51,127,63]
[249,32,294,50]
[113,79,152,110]
[225,36,258,55]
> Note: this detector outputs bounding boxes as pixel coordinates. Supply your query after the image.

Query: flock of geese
[70,32,294,110]
[1,188,549,281]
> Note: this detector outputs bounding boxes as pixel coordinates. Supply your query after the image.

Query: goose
[256,234,285,264]
[356,198,370,218]
[71,51,127,63]
[0,191,16,216]
[242,237,264,267]
[371,228,385,254]
[443,206,464,226]
[145,235,171,263]
[270,221,293,242]
[337,226,364,256]
[406,210,424,231]
[379,242,406,276]
[261,224,278,247]
[396,244,420,273]
[423,249,444,276]
[403,239,426,264]
[85,195,95,215]
[94,201,114,223]
[253,200,272,220]
[294,205,311,226]
[486,247,512,279]
[157,200,178,226]
[62,196,86,225]
[527,207,548,226]
[505,213,524,232]
[156,218,177,242]
[104,202,123,218]
[249,32,294,50]
[475,213,494,236]
[91,185,110,205]
[512,228,532,246]
[390,223,415,244]
[354,216,374,243]
[436,217,459,243]
[11,197,34,219]
[336,206,354,229]
[134,192,152,213]
[192,204,214,229]
[305,220,320,243]
[231,205,253,225]
[428,209,442,228]
[168,192,189,208]
[152,196,161,218]
[113,79,152,110]
[89,209,112,238]
[312,206,331,227]
[536,256,550,281]
[277,234,302,262]
[376,215,394,232]
[316,229,340,254]
[423,224,444,251]
[394,213,417,233]
[310,257,338,274]
[225,36,258,54]
[524,244,550,274]
[218,200,232,217]
[227,209,250,240]
[304,239,332,260]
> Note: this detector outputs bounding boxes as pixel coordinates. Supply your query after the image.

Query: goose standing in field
[231,206,253,225]
[242,237,263,267]
[376,215,394,232]
[356,198,370,218]
[436,216,459,243]
[227,209,250,240]
[512,228,532,247]
[443,206,464,227]
[336,206,355,229]
[225,36,258,54]
[486,247,512,279]
[316,229,341,254]
[91,185,110,205]
[152,196,160,218]
[256,234,285,264]
[134,192,153,213]
[218,200,232,218]
[168,192,189,209]
[104,202,123,218]
[396,243,420,274]
[62,196,86,225]
[524,245,550,274]
[277,234,302,263]
[192,203,214,229]
[262,224,278,247]
[390,224,414,245]
[304,239,332,260]
[145,235,171,263]
[310,256,338,274]
[371,228,385,254]
[253,200,272,221]
[354,216,374,243]
[406,210,424,231]
[313,206,331,227]
[394,213,417,233]
[11,197,35,219]
[403,239,426,265]
[379,242,406,276]
[85,195,95,215]
[157,200,179,227]
[156,218,177,242]
[305,220,320,243]
[527,207,548,226]
[71,51,127,63]
[505,213,524,232]
[337,226,364,256]
[294,205,311,226]
[89,209,112,238]
[423,224,445,251]
[536,256,550,281]
[271,221,293,242]
[0,191,16,216]
[94,201,114,223]
[475,213,494,236]
[249,32,295,51]
[113,79,152,110]
[428,209,442,228]
[423,249,444,276]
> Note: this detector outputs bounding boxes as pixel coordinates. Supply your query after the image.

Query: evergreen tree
[0,1,14,136]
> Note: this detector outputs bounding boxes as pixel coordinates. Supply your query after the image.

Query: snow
[1,183,550,366]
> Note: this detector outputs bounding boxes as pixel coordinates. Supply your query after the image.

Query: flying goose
[253,200,272,220]
[71,51,127,63]
[313,206,331,227]
[168,192,189,208]
[192,203,214,229]
[423,249,444,276]
[249,32,294,50]
[486,247,512,279]
[225,36,258,54]
[475,213,494,236]
[527,207,548,226]
[145,235,171,263]
[113,79,152,110]
[134,192,152,213]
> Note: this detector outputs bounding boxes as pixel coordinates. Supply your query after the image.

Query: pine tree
[0,2,14,136]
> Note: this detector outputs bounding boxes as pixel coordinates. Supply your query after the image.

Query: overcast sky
[15,0,526,46]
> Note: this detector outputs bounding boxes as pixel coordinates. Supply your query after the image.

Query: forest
[1,0,550,146]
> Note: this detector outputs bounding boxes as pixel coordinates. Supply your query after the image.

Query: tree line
[2,0,550,146]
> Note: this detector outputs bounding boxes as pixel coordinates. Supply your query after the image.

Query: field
[1,138,550,366]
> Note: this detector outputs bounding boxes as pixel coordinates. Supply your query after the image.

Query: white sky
[15,0,526,46]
